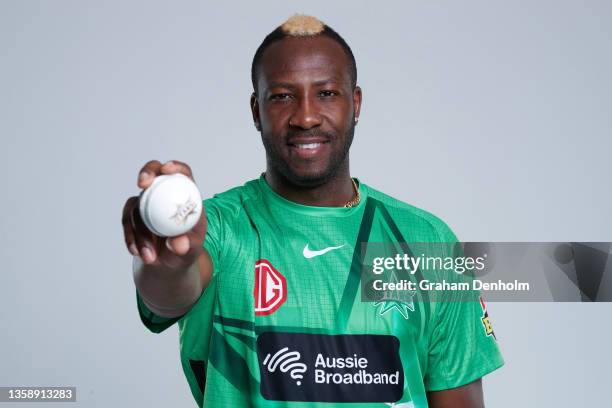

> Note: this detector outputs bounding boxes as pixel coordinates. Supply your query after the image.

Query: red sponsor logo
[254,259,287,316]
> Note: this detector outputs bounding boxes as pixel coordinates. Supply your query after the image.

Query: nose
[289,95,322,129]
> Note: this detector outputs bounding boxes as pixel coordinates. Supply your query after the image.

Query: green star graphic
[374,299,414,320]
[373,268,416,320]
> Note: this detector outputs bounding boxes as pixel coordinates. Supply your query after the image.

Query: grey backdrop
[1,1,611,407]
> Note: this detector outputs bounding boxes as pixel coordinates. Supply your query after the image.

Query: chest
[215,220,426,341]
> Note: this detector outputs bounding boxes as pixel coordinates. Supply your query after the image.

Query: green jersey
[136,175,503,407]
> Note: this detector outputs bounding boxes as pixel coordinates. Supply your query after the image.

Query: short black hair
[251,21,357,94]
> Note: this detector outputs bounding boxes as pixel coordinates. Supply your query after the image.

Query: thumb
[165,235,191,256]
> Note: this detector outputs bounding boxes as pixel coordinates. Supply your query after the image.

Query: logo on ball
[170,197,198,225]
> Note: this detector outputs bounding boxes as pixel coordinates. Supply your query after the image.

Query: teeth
[295,143,321,149]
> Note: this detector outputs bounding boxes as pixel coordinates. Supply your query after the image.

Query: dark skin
[251,35,486,407]
[251,36,360,206]
[122,33,486,407]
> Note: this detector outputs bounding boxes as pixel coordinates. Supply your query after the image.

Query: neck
[264,164,355,207]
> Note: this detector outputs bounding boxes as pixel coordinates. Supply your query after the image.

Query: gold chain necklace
[344,178,361,208]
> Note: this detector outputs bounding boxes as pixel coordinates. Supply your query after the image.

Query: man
[122,14,503,407]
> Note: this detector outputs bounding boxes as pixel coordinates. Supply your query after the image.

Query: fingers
[138,160,162,189]
[163,209,207,262]
[129,159,201,266]
[129,199,159,264]
[160,233,205,270]
[138,160,194,190]
[123,195,185,265]
[122,198,201,264]
[160,160,194,180]
[122,196,157,263]
[165,211,207,257]
[122,196,140,256]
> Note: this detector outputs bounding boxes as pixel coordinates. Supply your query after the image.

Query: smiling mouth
[289,142,328,149]
[288,139,330,148]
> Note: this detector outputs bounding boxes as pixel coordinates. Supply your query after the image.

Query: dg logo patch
[254,259,287,316]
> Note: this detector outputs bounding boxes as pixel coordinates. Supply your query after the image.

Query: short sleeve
[202,198,223,275]
[135,198,223,334]
[424,291,504,391]
[424,225,504,391]
[423,221,504,390]
[136,290,183,333]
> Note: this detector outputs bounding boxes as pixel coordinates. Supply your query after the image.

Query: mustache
[285,129,336,140]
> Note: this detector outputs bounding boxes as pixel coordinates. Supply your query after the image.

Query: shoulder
[362,182,458,243]
[203,178,261,219]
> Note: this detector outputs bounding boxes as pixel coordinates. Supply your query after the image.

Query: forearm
[133,251,210,318]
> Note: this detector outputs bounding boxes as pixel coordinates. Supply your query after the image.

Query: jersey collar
[257,173,368,218]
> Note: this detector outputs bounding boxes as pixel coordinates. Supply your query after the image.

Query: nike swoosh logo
[303,244,345,259]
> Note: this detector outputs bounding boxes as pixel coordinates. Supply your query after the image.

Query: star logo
[375,300,414,320]
[374,269,415,320]
[169,197,198,225]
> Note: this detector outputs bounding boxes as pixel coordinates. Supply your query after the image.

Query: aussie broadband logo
[257,333,404,402]
[262,347,307,385]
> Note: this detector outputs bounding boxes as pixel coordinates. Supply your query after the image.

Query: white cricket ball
[139,173,203,237]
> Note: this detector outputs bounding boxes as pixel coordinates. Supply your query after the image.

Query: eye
[319,90,338,97]
[269,93,292,101]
